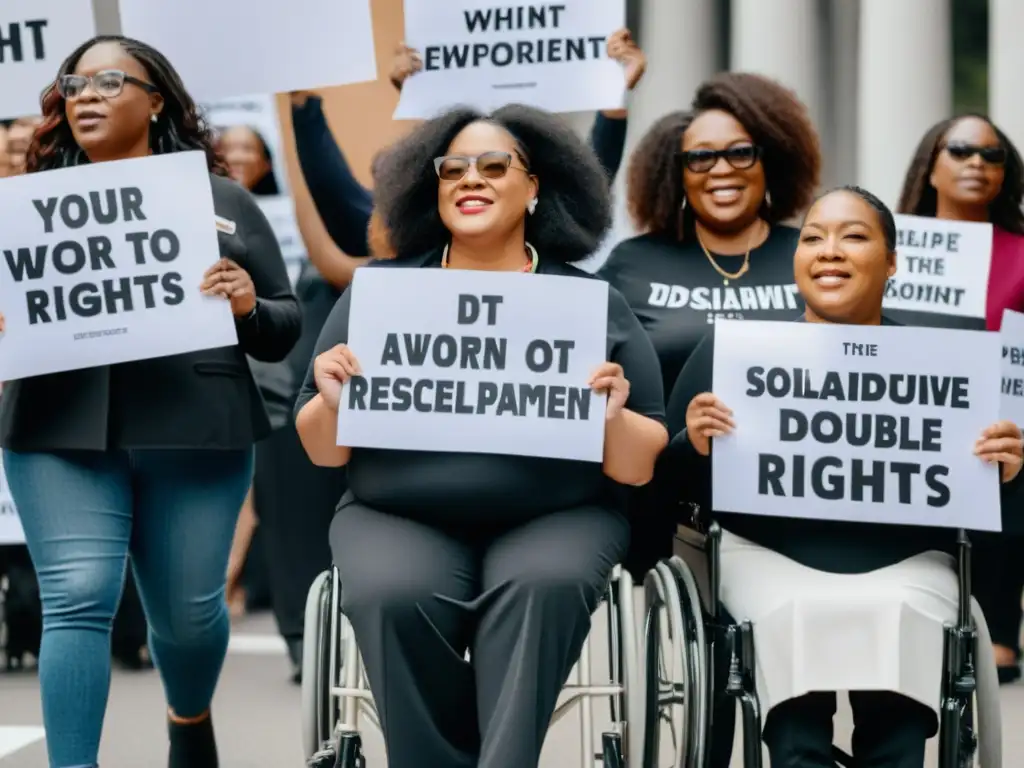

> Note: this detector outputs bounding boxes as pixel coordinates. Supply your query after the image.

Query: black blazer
[0,174,302,452]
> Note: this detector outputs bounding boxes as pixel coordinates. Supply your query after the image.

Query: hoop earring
[680,196,688,211]
[764,190,772,209]
[527,198,538,215]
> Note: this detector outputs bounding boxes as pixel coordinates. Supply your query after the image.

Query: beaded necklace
[441,242,539,273]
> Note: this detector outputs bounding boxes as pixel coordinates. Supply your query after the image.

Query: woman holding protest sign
[295,104,668,768]
[666,185,1023,767]
[898,115,1024,683]
[0,35,300,768]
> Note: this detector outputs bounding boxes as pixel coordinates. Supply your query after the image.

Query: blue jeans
[2,448,253,768]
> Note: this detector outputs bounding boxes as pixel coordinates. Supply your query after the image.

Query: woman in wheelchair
[665,185,1024,768]
[293,105,669,768]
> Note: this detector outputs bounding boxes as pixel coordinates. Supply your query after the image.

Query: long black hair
[896,114,1024,235]
[28,35,225,174]
[373,104,612,263]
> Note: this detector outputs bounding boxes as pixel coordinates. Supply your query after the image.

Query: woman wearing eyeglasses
[295,104,668,768]
[897,115,1024,685]
[596,72,822,576]
[0,35,300,768]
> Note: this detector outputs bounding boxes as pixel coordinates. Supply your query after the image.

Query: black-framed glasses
[943,142,1007,166]
[433,151,529,181]
[680,144,763,173]
[56,70,158,101]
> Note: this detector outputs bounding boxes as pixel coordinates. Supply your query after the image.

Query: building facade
[622,0,1023,208]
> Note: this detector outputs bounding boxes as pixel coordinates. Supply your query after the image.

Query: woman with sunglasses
[596,72,821,576]
[295,104,668,768]
[897,115,1024,684]
[0,35,300,768]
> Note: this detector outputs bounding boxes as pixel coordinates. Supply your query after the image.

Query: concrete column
[856,0,952,206]
[989,0,1024,151]
[729,0,823,136]
[826,0,860,190]
[92,0,122,35]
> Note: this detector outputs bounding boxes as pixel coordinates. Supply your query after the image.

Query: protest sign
[0,0,96,121]
[395,0,627,119]
[883,214,993,329]
[0,151,238,381]
[201,94,304,283]
[338,268,609,461]
[0,454,25,545]
[118,0,376,102]
[711,319,1002,531]
[1000,308,1024,427]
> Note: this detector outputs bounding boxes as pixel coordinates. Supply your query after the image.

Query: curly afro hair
[372,104,612,263]
[896,114,1024,235]
[626,72,821,240]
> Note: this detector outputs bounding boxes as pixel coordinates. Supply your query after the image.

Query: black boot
[168,712,218,768]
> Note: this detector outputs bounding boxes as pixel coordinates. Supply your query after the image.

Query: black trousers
[330,499,629,768]
[708,609,936,768]
[972,531,1024,652]
[763,691,934,768]
[253,424,347,641]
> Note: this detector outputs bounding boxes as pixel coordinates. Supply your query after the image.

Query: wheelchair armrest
[672,516,722,619]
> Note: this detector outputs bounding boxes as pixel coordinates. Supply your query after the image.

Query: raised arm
[290,93,373,257]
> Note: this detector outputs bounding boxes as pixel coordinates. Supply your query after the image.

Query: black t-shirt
[598,226,804,400]
[664,317,1023,573]
[294,249,667,524]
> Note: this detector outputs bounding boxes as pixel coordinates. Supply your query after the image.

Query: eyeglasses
[56,70,158,101]
[434,151,529,181]
[680,144,763,173]
[943,142,1007,166]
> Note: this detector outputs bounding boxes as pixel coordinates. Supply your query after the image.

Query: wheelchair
[300,564,646,767]
[643,506,1003,768]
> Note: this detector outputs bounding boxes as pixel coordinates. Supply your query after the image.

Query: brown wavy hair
[27,35,225,175]
[627,72,821,240]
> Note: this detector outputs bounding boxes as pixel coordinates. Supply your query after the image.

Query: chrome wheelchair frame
[643,509,1002,768]
[300,564,646,767]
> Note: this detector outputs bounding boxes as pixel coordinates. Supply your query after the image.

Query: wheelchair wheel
[665,556,708,768]
[971,597,1001,768]
[643,562,697,768]
[301,570,333,760]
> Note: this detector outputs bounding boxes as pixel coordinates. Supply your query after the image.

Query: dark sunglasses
[56,70,158,101]
[434,151,529,181]
[680,144,762,173]
[944,142,1007,166]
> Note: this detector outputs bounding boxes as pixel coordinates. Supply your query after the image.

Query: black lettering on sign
[757,453,952,507]
[345,376,592,421]
[24,272,184,325]
[885,279,966,308]
[379,332,508,370]
[0,19,48,64]
[423,4,604,71]
[897,227,960,252]
[744,366,970,408]
[457,294,503,325]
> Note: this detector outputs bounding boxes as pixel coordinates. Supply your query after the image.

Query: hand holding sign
[389,42,424,92]
[685,392,735,456]
[606,28,646,91]
[315,344,362,412]
[589,362,629,420]
[974,420,1024,483]
[201,258,257,317]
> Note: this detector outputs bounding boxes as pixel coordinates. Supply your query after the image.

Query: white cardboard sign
[711,319,1002,531]
[0,152,238,381]
[338,268,610,462]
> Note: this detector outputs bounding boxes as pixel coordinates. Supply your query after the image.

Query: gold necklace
[696,222,764,286]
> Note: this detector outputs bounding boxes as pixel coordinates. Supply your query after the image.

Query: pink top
[987,227,1024,331]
